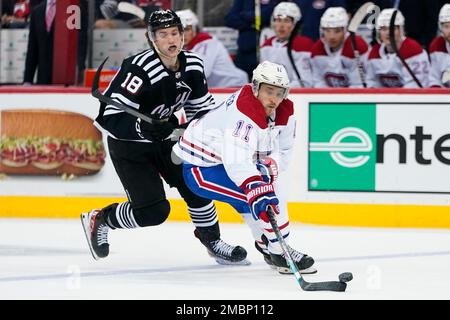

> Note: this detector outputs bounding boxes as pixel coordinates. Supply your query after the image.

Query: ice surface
[0,218,449,300]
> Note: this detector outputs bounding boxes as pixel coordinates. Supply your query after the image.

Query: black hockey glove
[138,115,179,142]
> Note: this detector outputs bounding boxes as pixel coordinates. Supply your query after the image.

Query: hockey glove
[244,181,279,223]
[137,115,179,142]
[256,157,278,184]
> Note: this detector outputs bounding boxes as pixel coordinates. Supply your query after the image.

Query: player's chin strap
[266,205,353,292]
[148,31,184,60]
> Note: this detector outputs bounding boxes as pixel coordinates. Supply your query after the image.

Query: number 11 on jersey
[233,120,253,142]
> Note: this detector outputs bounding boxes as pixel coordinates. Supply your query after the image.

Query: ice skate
[81,209,110,260]
[194,229,250,266]
[270,247,317,275]
[255,235,317,274]
[254,241,276,269]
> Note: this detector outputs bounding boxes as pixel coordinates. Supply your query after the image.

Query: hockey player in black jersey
[81,9,248,265]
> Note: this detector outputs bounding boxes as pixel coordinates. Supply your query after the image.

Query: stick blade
[118,2,146,20]
[389,10,399,53]
[92,57,109,95]
[348,2,375,33]
[301,280,347,292]
[442,70,450,84]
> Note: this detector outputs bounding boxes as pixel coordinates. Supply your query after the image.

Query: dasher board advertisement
[309,103,450,193]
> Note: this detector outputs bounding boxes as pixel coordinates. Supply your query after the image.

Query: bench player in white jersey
[366,9,430,88]
[429,4,450,88]
[311,7,369,88]
[173,61,316,274]
[176,9,248,88]
[260,2,314,87]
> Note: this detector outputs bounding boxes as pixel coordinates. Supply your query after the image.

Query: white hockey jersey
[173,84,296,189]
[310,35,369,88]
[260,35,314,87]
[366,37,430,88]
[429,36,450,88]
[186,32,249,88]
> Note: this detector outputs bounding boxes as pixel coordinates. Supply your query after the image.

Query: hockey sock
[188,202,218,228]
[107,201,140,229]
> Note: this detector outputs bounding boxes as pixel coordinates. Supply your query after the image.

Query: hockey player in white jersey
[429,4,450,88]
[366,9,430,88]
[260,2,314,87]
[173,61,316,274]
[176,9,248,88]
[311,7,369,88]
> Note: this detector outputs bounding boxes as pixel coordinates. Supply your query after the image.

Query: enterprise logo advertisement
[308,103,450,193]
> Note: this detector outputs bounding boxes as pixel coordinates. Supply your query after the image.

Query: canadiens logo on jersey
[378,73,403,88]
[324,73,349,87]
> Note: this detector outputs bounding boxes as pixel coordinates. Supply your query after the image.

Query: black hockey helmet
[147,9,183,34]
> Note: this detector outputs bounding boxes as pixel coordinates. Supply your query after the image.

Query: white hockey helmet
[320,7,348,29]
[272,2,302,25]
[375,8,405,29]
[439,4,450,24]
[252,61,290,99]
[175,9,199,28]
[375,8,405,43]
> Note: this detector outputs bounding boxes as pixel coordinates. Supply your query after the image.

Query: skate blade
[277,266,317,275]
[214,257,252,266]
[80,213,100,261]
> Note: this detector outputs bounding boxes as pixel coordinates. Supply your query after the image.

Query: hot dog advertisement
[0,109,106,176]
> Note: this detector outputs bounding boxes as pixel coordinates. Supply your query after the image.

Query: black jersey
[94,49,215,142]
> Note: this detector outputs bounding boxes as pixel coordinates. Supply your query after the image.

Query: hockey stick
[389,10,423,88]
[442,70,450,84]
[92,57,184,139]
[118,1,146,20]
[255,0,261,62]
[287,21,305,88]
[266,206,353,292]
[348,2,375,88]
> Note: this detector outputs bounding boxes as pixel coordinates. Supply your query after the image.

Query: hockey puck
[338,272,353,283]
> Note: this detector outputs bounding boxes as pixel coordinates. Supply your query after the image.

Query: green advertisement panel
[309,103,377,191]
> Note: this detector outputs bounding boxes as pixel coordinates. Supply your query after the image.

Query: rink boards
[1,87,449,228]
